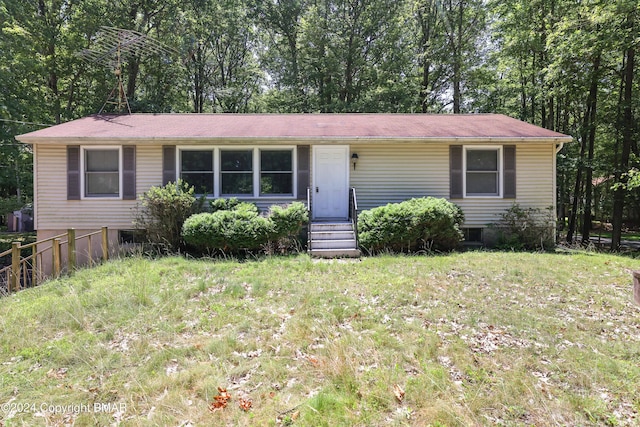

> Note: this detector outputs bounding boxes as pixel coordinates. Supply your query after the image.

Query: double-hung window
[450,145,515,199]
[176,147,296,197]
[180,150,214,195]
[84,148,120,197]
[465,147,501,197]
[221,150,254,195]
[260,149,293,196]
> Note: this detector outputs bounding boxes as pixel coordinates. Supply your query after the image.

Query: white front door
[313,146,349,219]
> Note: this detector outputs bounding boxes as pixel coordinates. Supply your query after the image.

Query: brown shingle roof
[17,113,572,142]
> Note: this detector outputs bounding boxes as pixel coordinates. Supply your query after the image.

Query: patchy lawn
[0,252,639,426]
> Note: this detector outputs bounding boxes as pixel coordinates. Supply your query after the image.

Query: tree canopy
[1,0,638,248]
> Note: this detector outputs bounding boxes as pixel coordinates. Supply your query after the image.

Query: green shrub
[133,180,204,251]
[182,204,271,253]
[182,201,308,254]
[358,197,464,254]
[491,203,555,251]
[266,202,309,253]
[210,197,242,213]
[269,202,308,239]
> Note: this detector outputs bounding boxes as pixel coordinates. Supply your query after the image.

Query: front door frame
[312,145,350,220]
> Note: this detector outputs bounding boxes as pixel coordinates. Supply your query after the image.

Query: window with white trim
[465,147,501,197]
[84,148,120,197]
[221,149,253,195]
[176,147,296,198]
[180,150,214,194]
[260,149,293,196]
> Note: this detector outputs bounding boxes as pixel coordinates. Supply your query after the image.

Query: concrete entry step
[308,221,360,258]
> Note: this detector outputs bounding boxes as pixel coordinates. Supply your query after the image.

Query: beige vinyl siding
[35,144,163,230]
[349,142,555,228]
[35,141,555,232]
[456,143,555,226]
[349,144,449,209]
[136,145,163,196]
[35,144,306,231]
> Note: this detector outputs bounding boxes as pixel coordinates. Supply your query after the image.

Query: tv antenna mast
[78,26,176,114]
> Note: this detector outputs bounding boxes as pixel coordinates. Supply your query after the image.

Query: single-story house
[17,113,571,258]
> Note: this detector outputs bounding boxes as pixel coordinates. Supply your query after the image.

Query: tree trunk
[566,137,586,244]
[580,54,600,244]
[452,0,463,114]
[417,4,434,113]
[126,59,140,104]
[611,46,635,251]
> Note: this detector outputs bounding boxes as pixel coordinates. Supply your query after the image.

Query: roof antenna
[77,26,176,115]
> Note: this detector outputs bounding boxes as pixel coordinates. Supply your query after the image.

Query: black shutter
[162,145,176,185]
[297,145,310,200]
[450,145,463,199]
[67,146,81,200]
[503,145,516,198]
[122,146,136,200]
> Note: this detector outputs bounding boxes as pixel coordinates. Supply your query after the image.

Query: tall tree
[611,1,638,250]
[414,0,448,112]
[546,4,609,244]
[439,0,486,113]
[298,0,408,112]
[490,0,563,126]
[251,0,309,111]
[183,0,263,113]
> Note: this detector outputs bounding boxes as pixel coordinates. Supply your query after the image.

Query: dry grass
[0,251,639,426]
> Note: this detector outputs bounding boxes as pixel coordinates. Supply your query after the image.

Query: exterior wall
[350,143,450,209]
[35,141,555,245]
[349,142,556,229]
[456,143,555,227]
[35,143,306,232]
[35,144,162,231]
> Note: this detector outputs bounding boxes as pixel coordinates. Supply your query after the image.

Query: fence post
[11,242,20,292]
[101,227,109,261]
[53,239,61,277]
[87,235,93,267]
[68,228,76,273]
[32,243,38,287]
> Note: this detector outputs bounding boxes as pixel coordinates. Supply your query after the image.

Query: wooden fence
[0,227,110,295]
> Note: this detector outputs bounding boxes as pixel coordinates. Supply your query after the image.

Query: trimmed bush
[182,204,271,252]
[182,201,308,254]
[210,197,242,213]
[358,197,464,253]
[269,202,308,240]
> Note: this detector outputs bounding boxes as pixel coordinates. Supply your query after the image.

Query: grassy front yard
[0,252,639,426]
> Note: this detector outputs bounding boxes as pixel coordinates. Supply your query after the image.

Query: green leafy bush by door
[358,197,464,253]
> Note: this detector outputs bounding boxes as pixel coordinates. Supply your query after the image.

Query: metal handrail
[349,187,359,248]
[306,187,312,251]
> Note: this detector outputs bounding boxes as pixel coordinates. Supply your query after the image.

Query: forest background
[0,0,637,249]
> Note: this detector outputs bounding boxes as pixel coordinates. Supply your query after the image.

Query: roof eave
[16,135,574,145]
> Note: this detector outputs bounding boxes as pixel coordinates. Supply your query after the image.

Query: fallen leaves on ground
[238,397,252,411]
[393,384,405,403]
[209,387,231,412]
[46,367,67,379]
